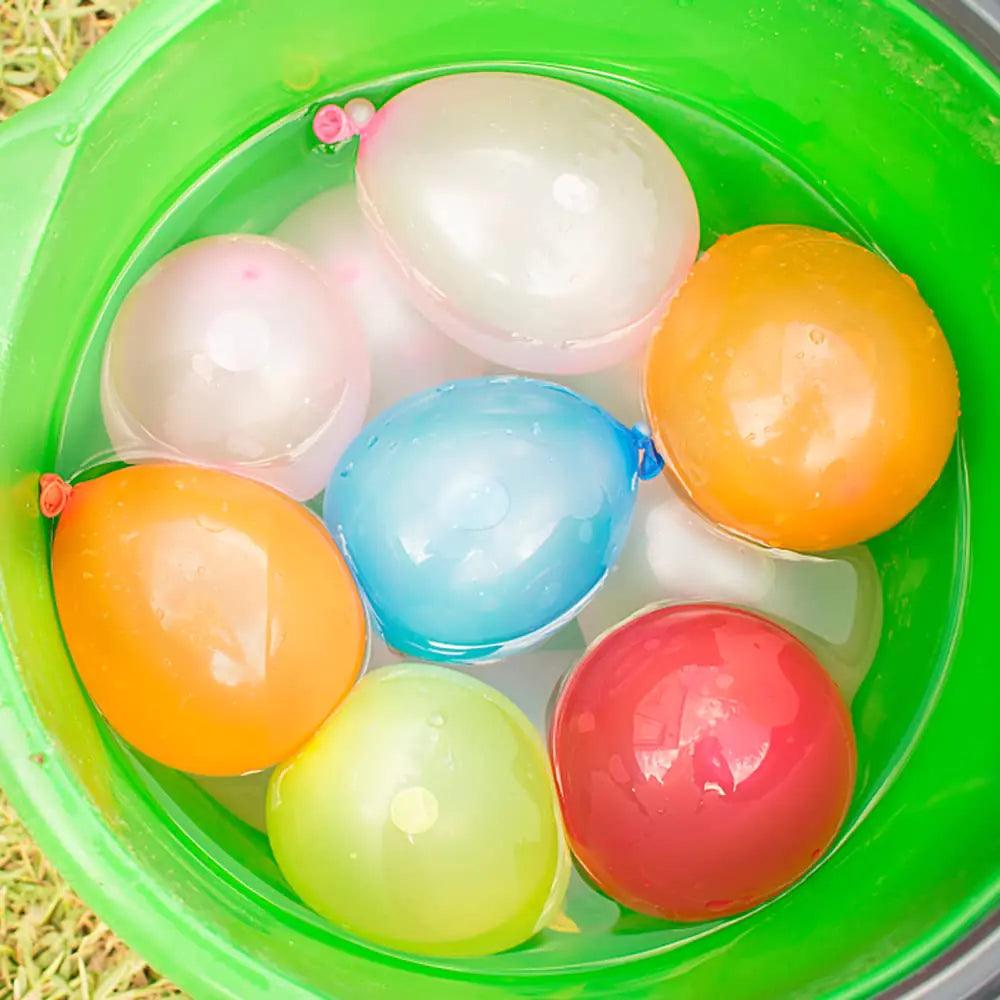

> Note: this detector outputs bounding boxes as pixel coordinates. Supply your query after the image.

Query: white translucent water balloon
[102,234,370,500]
[368,625,585,737]
[577,484,883,700]
[490,353,882,697]
[522,349,646,429]
[356,72,699,374]
[274,186,485,416]
[366,633,402,674]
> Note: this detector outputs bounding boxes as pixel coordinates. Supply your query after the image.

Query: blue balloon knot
[630,424,665,480]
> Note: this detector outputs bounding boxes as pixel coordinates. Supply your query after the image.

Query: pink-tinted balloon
[357,72,699,374]
[102,235,370,499]
[550,604,856,922]
[274,186,485,417]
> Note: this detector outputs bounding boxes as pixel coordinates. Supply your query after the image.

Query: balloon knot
[630,425,665,481]
[39,473,72,518]
[311,98,375,146]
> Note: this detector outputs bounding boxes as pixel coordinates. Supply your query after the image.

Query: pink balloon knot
[312,103,359,145]
[39,473,73,519]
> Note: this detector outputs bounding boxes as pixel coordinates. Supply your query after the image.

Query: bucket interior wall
[0,1,996,998]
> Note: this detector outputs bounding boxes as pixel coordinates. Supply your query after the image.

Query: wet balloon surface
[644,225,958,552]
[550,604,857,921]
[324,377,643,661]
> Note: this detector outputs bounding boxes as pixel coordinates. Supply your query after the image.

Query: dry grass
[0,0,139,121]
[0,796,185,999]
[2,8,186,997]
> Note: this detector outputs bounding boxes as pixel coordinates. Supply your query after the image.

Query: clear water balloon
[368,623,586,736]
[577,483,883,699]
[508,347,647,432]
[102,234,370,500]
[356,72,699,374]
[555,352,647,430]
[274,186,485,417]
[324,377,658,662]
[267,663,569,957]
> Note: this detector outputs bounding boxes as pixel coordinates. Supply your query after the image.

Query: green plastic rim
[0,1,997,997]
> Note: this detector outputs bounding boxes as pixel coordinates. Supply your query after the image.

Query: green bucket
[0,0,997,996]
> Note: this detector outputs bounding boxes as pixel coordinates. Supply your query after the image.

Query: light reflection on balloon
[367,630,614,938]
[274,186,485,417]
[356,72,699,374]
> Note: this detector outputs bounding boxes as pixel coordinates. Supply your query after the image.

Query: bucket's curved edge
[916,0,1000,68]
[892,0,1000,83]
[882,911,1000,1000]
[0,0,996,998]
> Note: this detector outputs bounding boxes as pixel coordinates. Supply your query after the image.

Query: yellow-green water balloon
[266,663,568,957]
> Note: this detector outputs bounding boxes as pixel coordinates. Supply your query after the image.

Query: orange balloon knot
[39,473,73,518]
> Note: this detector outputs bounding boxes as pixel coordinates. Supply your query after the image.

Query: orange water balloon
[45,464,367,775]
[644,224,959,551]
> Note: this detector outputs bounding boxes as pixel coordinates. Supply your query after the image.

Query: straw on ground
[1,796,186,999]
[2,3,185,997]
[0,0,136,120]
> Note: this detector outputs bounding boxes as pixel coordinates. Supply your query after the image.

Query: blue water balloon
[324,376,660,662]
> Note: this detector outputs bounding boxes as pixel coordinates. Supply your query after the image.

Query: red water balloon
[549,604,856,921]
